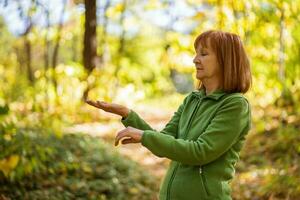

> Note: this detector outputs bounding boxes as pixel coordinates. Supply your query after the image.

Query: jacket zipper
[166,162,179,199]
[199,166,209,196]
[166,98,202,199]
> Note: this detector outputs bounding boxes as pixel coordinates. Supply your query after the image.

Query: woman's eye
[201,53,207,56]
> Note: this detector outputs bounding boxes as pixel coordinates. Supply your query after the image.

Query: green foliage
[0,131,158,199]
[0,104,9,115]
[233,115,300,199]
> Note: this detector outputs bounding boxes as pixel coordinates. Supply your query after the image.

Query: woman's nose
[193,56,199,64]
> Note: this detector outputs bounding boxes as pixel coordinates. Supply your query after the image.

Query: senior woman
[86,30,252,200]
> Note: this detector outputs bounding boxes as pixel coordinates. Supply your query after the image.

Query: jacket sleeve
[121,109,154,131]
[140,97,251,166]
[121,94,191,138]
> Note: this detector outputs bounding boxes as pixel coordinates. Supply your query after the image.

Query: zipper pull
[199,166,202,174]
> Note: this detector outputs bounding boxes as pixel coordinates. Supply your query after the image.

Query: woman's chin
[196,74,204,80]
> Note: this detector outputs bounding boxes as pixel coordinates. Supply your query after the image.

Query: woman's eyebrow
[198,47,208,52]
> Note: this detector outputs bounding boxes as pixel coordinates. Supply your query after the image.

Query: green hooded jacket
[121,88,251,200]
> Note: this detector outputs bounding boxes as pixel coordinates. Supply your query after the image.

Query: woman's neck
[202,79,222,95]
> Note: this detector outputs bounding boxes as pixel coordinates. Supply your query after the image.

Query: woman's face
[193,40,222,82]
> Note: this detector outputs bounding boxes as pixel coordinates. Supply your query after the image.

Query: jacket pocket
[199,166,210,197]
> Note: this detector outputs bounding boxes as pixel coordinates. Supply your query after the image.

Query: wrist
[120,108,130,118]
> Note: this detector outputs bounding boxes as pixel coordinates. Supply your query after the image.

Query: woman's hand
[115,126,144,146]
[85,99,130,118]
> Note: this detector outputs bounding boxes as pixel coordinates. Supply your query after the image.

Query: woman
[86,30,252,200]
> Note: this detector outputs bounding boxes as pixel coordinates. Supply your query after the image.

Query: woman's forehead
[195,37,212,50]
[196,42,212,51]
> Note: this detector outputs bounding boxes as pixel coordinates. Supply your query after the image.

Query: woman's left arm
[139,97,251,166]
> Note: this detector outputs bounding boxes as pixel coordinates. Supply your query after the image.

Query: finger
[115,134,129,146]
[86,100,97,107]
[115,130,125,146]
[85,99,92,104]
[121,138,135,144]
[115,129,130,146]
[96,100,108,108]
[115,137,131,146]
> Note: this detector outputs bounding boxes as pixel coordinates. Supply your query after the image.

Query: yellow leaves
[144,0,162,10]
[282,2,292,18]
[250,45,276,60]
[106,3,125,19]
[0,155,20,177]
[265,24,277,37]
[128,187,139,194]
[34,70,42,79]
[192,12,205,21]
[3,134,12,141]
[82,162,92,173]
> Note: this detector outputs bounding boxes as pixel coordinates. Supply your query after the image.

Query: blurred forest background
[0,0,300,199]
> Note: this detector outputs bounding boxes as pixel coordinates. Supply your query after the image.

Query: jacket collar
[191,87,227,100]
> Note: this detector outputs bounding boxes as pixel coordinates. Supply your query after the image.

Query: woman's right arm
[121,94,191,138]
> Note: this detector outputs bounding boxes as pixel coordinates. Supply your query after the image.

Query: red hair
[194,30,252,93]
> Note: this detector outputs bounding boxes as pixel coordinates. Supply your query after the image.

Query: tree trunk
[44,7,51,107]
[24,35,34,84]
[44,6,50,71]
[82,0,97,100]
[278,6,285,90]
[52,0,67,96]
[17,0,34,84]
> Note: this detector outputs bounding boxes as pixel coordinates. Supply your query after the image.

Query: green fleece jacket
[121,88,251,200]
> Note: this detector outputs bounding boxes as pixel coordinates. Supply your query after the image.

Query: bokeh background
[0,0,299,199]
